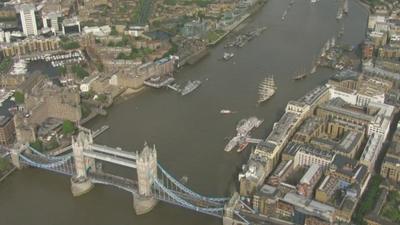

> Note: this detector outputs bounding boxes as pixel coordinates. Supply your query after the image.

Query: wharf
[208,0,267,46]
[144,75,175,88]
[167,84,181,92]
[93,125,110,138]
[178,48,209,67]
[208,13,251,47]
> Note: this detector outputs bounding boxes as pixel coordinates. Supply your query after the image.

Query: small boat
[336,8,343,20]
[282,10,288,20]
[310,65,317,75]
[310,58,317,74]
[293,68,307,80]
[237,139,249,152]
[338,25,344,38]
[343,0,348,14]
[223,52,234,60]
[180,176,188,183]
[225,136,239,152]
[220,109,235,114]
[181,80,201,96]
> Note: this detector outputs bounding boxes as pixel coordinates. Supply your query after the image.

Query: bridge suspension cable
[27,145,73,161]
[157,164,229,203]
[153,178,224,217]
[19,154,74,175]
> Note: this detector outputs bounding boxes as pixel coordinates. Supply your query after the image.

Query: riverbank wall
[208,0,267,47]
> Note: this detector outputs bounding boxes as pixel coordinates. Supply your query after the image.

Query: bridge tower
[10,144,25,169]
[223,192,242,225]
[133,142,158,215]
[70,131,95,197]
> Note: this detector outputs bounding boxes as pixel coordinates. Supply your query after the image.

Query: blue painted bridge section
[19,146,230,218]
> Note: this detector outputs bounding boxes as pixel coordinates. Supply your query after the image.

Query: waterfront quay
[0,0,370,225]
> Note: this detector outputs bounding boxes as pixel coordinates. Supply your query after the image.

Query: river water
[0,0,368,224]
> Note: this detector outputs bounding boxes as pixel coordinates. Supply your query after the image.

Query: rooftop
[297,117,324,136]
[319,98,374,122]
[16,3,36,12]
[256,140,276,154]
[272,160,293,177]
[336,131,363,153]
[360,133,384,166]
[318,175,339,197]
[330,70,359,82]
[257,184,278,197]
[282,141,303,157]
[283,192,335,221]
[0,115,11,127]
[266,112,298,145]
[300,164,321,185]
[63,17,80,26]
[298,144,336,161]
[298,85,329,106]
[331,155,368,184]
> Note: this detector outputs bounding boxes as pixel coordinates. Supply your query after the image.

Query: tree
[81,104,92,118]
[57,66,66,75]
[110,26,118,36]
[352,175,383,225]
[96,94,108,103]
[60,40,80,50]
[71,64,89,79]
[29,140,43,152]
[0,157,9,171]
[13,91,24,104]
[62,120,75,135]
[0,57,12,73]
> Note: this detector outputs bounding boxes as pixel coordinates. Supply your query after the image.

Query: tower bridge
[6,131,257,225]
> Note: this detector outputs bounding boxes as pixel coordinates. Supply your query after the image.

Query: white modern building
[62,17,81,35]
[17,4,38,36]
[42,11,62,34]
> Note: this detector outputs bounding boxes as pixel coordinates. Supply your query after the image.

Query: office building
[17,4,38,36]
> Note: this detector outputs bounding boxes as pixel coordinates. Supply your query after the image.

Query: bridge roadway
[17,140,236,220]
[20,151,225,211]
[89,172,139,193]
[90,144,137,160]
[83,150,137,169]
[89,170,225,209]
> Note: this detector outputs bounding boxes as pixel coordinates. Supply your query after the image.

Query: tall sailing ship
[310,58,317,74]
[336,10,343,20]
[343,0,348,14]
[258,76,277,104]
[293,67,307,80]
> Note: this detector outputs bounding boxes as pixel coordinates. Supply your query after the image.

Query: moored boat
[181,80,201,96]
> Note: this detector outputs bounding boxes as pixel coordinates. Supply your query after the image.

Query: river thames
[0,0,368,224]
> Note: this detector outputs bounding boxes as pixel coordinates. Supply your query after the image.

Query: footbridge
[8,131,253,224]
